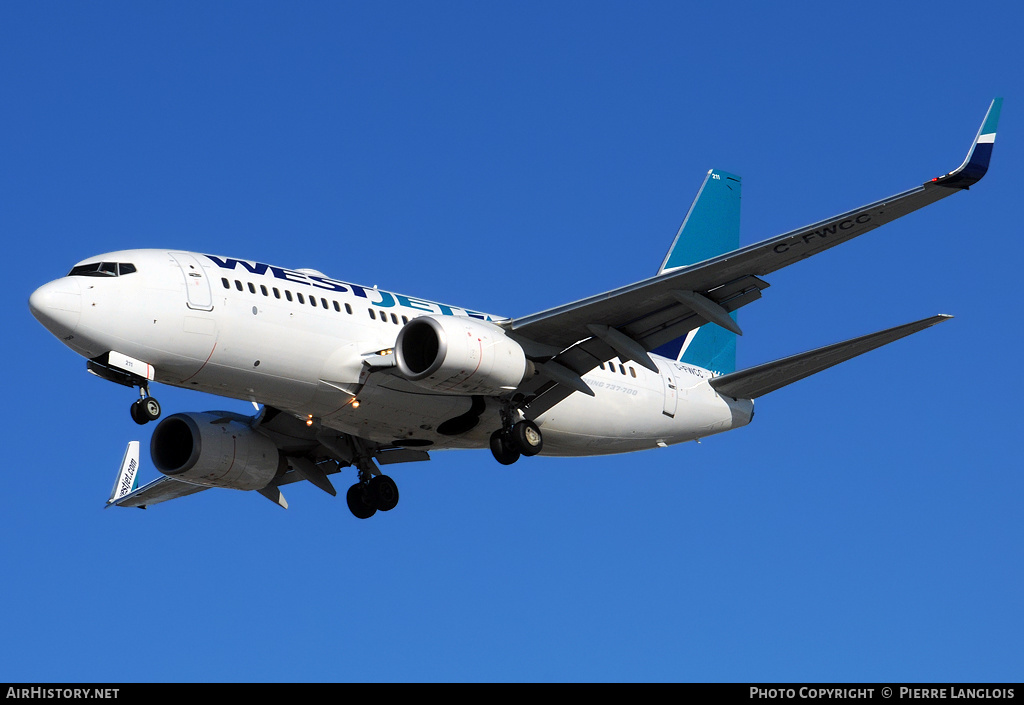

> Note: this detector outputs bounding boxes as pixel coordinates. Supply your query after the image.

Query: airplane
[29,99,1001,518]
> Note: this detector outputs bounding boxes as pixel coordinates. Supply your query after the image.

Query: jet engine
[150,412,283,490]
[395,315,529,396]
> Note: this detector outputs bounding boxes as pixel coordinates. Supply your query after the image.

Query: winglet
[106,441,140,507]
[933,98,1002,189]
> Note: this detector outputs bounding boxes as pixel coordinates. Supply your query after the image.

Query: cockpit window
[67,262,137,277]
[68,263,113,277]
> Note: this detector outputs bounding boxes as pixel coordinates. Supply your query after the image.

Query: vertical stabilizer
[653,169,741,373]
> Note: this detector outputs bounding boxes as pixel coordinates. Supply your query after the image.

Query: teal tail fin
[653,169,741,374]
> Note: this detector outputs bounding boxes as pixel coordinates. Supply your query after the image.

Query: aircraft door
[658,359,678,418]
[170,252,213,311]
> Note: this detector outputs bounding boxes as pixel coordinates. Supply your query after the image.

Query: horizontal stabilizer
[709,315,952,399]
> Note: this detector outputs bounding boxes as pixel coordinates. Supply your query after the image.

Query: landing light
[351,399,361,409]
[305,415,314,427]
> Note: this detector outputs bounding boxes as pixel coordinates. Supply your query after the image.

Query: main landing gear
[129,385,161,425]
[489,417,543,466]
[346,472,399,519]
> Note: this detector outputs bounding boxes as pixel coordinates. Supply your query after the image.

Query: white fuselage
[30,249,753,455]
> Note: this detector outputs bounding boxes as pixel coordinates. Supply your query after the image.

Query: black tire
[511,420,543,456]
[489,429,521,466]
[130,399,149,425]
[142,397,161,421]
[346,483,377,519]
[367,475,399,512]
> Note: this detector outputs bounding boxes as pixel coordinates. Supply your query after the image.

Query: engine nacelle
[395,315,528,395]
[150,412,282,491]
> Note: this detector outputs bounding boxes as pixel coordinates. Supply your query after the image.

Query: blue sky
[2,1,1021,682]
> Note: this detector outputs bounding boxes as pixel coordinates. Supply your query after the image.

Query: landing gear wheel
[511,420,543,456]
[489,429,521,466]
[141,397,161,421]
[367,475,399,511]
[130,399,149,425]
[129,395,161,425]
[346,483,377,519]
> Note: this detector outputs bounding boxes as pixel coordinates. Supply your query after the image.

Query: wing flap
[625,275,768,351]
[708,315,952,399]
[517,275,769,419]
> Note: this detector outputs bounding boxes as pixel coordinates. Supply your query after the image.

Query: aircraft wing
[509,99,1000,417]
[104,405,431,510]
[108,475,210,508]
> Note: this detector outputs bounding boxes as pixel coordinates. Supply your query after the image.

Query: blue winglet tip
[933,98,1002,189]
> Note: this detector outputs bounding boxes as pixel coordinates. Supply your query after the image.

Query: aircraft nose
[29,277,82,337]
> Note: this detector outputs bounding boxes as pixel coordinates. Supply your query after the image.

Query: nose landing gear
[83,355,162,425]
[129,386,161,425]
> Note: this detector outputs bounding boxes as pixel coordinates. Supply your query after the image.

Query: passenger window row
[367,308,409,326]
[221,277,409,326]
[222,277,354,315]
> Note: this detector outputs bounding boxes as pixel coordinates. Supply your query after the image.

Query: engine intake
[151,412,282,491]
[395,316,528,396]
